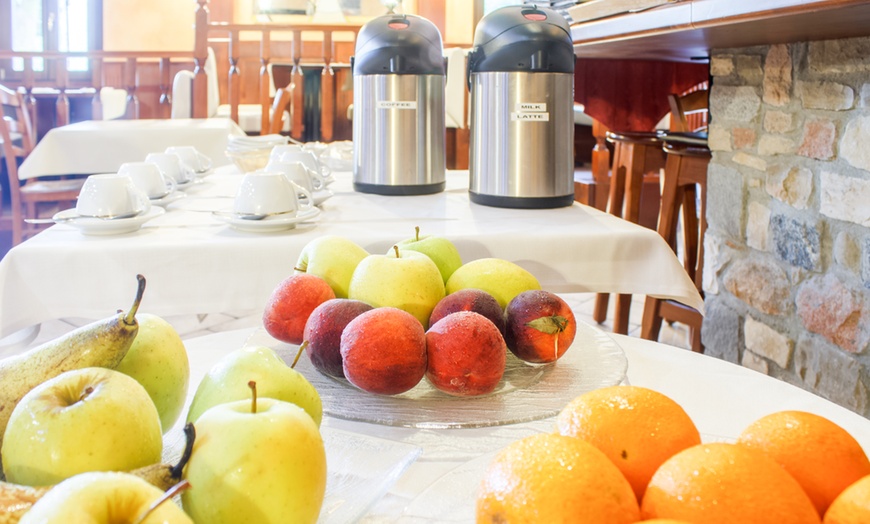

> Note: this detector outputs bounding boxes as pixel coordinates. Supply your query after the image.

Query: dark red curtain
[574,58,710,132]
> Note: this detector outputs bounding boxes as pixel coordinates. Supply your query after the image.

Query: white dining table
[0,168,703,339]
[168,291,870,523]
[17,118,245,179]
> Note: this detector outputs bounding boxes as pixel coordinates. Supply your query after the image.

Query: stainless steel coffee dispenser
[352,14,446,195]
[467,5,575,208]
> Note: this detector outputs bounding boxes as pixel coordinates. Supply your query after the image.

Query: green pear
[182,396,326,524]
[295,235,370,298]
[394,226,463,283]
[185,345,322,426]
[446,258,541,308]
[115,313,190,433]
[20,471,192,524]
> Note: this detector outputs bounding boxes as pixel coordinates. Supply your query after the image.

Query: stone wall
[702,37,870,416]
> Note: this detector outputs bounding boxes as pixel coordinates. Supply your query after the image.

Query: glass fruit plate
[163,425,421,524]
[247,320,628,429]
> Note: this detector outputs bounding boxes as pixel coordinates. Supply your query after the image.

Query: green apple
[185,345,322,426]
[115,313,190,433]
[348,246,446,328]
[181,395,326,524]
[295,235,370,298]
[20,471,192,524]
[446,258,541,308]
[394,226,463,283]
[1,367,163,486]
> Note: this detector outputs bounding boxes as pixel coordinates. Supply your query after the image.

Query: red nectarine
[340,307,427,395]
[303,298,374,379]
[504,290,576,363]
[429,288,505,334]
[425,311,506,397]
[263,274,336,345]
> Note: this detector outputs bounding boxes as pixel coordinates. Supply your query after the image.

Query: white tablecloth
[17,118,245,179]
[173,295,870,523]
[0,169,703,339]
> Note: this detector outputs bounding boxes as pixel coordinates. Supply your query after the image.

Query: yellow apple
[446,258,541,308]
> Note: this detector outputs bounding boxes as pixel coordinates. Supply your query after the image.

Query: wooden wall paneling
[90,57,104,120]
[258,32,271,135]
[320,31,335,142]
[229,32,241,124]
[291,30,305,141]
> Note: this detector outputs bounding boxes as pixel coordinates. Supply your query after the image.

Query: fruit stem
[248,380,257,413]
[415,225,420,242]
[79,386,94,403]
[169,423,196,479]
[124,274,146,326]
[132,480,192,524]
[393,245,400,258]
[291,340,308,369]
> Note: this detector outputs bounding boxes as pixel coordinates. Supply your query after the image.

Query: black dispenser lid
[352,14,445,76]
[467,5,574,79]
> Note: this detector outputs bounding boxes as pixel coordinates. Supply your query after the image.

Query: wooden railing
[193,0,362,141]
[1,1,364,142]
[0,51,193,127]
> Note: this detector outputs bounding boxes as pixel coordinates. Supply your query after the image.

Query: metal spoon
[211,209,299,221]
[25,211,142,225]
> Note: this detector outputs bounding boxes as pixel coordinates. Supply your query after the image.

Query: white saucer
[150,190,186,207]
[52,207,166,236]
[313,188,334,206]
[176,177,204,190]
[213,206,320,233]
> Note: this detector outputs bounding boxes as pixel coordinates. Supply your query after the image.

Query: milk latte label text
[512,102,549,121]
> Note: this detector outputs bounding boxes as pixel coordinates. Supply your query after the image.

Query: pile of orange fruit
[476,385,870,524]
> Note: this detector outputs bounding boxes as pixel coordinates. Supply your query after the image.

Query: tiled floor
[0,292,693,358]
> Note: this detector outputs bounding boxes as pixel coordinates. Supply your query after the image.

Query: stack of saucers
[226,134,288,172]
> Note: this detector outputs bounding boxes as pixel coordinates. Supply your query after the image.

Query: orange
[737,410,870,516]
[554,385,701,501]
[476,432,639,523]
[637,520,695,524]
[824,474,870,523]
[641,442,821,524]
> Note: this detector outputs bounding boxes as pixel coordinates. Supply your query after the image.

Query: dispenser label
[511,112,550,122]
[378,101,417,109]
[512,102,549,121]
[517,103,547,112]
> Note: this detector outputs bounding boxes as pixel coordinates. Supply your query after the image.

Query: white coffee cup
[76,173,151,218]
[269,144,304,161]
[274,149,334,185]
[165,146,212,173]
[264,159,325,192]
[233,170,314,217]
[145,152,195,185]
[118,162,177,199]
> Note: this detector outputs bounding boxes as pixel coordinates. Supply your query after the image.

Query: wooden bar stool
[593,130,665,334]
[641,138,710,352]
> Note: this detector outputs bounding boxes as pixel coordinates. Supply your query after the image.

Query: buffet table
[171,293,870,523]
[17,118,245,179]
[0,169,703,339]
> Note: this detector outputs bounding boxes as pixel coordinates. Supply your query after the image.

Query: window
[4,0,102,73]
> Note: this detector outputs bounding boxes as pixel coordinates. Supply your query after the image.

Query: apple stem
[393,245,400,258]
[415,225,420,242]
[124,274,146,326]
[169,423,196,479]
[79,386,94,402]
[291,340,308,369]
[248,380,257,413]
[132,480,192,524]
[293,265,305,272]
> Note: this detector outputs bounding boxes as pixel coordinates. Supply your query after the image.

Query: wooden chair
[0,85,84,246]
[592,130,666,334]
[268,87,292,135]
[667,88,709,133]
[640,140,710,352]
